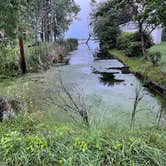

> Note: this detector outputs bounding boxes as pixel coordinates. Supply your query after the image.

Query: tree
[27,0,79,42]
[92,0,166,58]
[156,0,166,26]
[0,0,79,74]
[130,0,163,59]
[92,0,137,51]
[0,0,31,74]
[115,0,164,59]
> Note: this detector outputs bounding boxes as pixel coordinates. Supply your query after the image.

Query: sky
[65,0,103,39]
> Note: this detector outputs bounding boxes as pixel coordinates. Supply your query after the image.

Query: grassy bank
[0,113,166,165]
[110,42,166,87]
[0,39,78,77]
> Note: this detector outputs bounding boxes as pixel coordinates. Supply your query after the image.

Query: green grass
[110,42,166,87]
[149,42,166,72]
[0,113,166,165]
[0,41,166,165]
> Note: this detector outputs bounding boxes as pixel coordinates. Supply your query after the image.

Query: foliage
[162,27,166,41]
[0,39,78,77]
[125,42,142,57]
[117,32,153,57]
[92,1,127,50]
[116,32,135,50]
[110,49,166,87]
[148,51,161,66]
[93,16,120,50]
[93,0,166,58]
[0,40,19,76]
[0,113,166,165]
[133,32,154,49]
[0,0,79,75]
[27,0,80,41]
[155,0,166,27]
[0,0,79,41]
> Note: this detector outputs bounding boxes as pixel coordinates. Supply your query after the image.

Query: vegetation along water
[0,0,166,165]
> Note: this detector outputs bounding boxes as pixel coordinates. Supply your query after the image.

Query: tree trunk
[53,17,57,41]
[140,30,147,59]
[41,19,44,42]
[139,22,147,60]
[18,29,27,74]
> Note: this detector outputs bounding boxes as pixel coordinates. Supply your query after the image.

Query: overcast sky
[65,0,103,39]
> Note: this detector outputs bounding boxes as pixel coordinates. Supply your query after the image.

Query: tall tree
[27,0,79,42]
[0,0,79,73]
[91,0,135,50]
[92,0,166,58]
[0,0,28,74]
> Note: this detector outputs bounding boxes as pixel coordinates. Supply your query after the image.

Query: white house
[120,21,163,44]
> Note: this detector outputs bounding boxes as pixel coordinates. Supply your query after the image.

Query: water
[48,40,162,127]
[0,40,162,128]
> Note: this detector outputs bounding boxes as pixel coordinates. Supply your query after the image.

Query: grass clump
[148,51,161,66]
[0,113,166,165]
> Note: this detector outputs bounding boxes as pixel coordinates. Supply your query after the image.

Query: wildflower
[75,140,88,153]
[26,135,48,154]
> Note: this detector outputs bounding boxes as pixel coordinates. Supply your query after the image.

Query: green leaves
[0,0,79,40]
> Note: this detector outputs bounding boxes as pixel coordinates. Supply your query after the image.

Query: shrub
[117,32,154,57]
[0,39,78,76]
[66,38,78,49]
[133,32,154,49]
[125,42,142,57]
[148,51,161,65]
[116,32,134,50]
[0,41,19,76]
[100,26,121,50]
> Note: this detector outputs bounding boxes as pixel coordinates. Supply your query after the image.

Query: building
[120,21,163,44]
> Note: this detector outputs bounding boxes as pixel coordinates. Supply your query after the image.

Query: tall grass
[0,112,166,165]
[0,39,78,77]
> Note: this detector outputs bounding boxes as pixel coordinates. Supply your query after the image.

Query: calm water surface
[47,40,162,127]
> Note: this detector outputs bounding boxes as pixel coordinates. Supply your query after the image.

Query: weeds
[48,74,90,126]
[131,84,144,129]
[156,96,166,125]
[0,39,78,77]
[0,113,166,165]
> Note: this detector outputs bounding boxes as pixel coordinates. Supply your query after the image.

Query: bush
[100,26,121,50]
[0,40,19,76]
[117,32,154,57]
[133,32,154,49]
[148,51,161,65]
[116,32,134,50]
[125,41,142,57]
